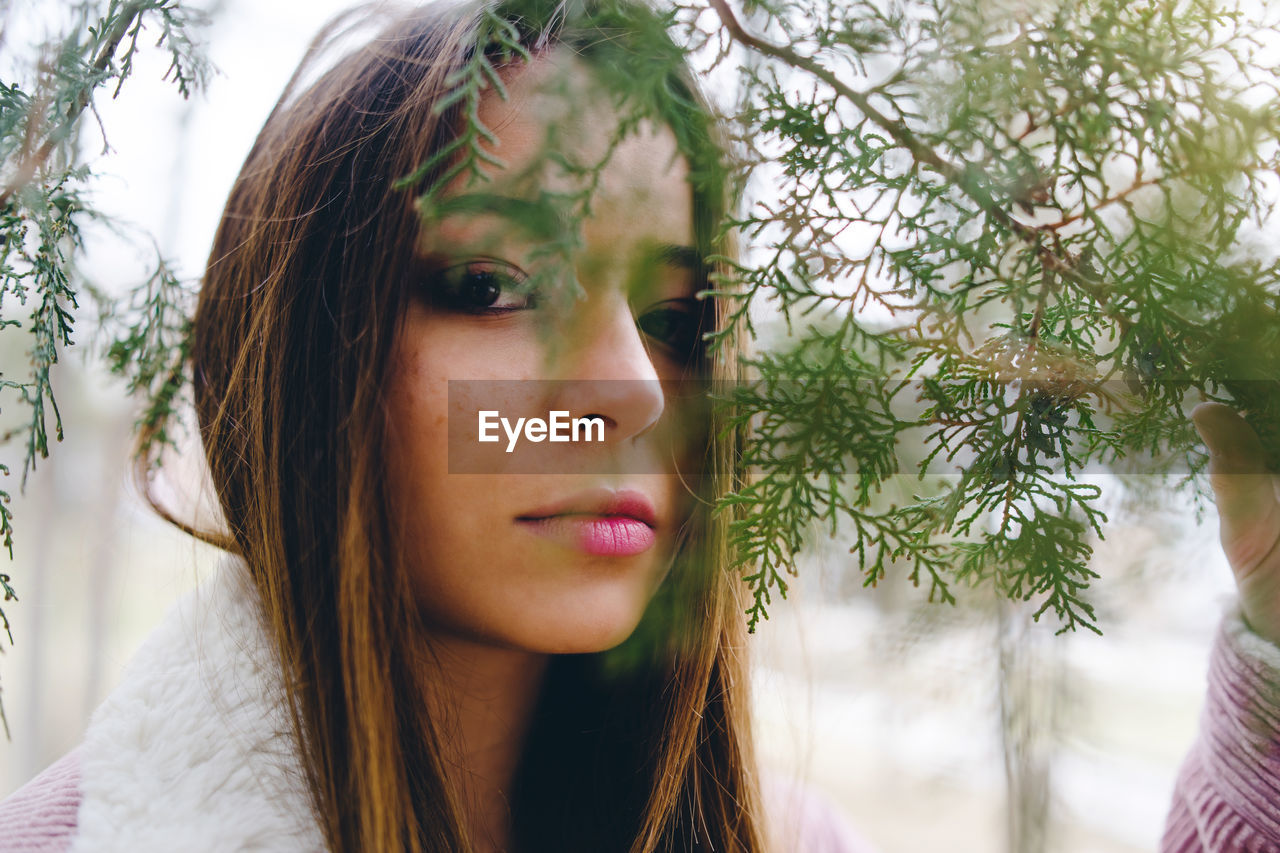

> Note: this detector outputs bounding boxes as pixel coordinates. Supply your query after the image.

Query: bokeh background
[0,2,1250,850]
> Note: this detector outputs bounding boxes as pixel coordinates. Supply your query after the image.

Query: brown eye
[431,259,535,314]
[637,298,707,366]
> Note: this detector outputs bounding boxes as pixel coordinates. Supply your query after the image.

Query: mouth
[515,489,658,556]
[516,488,658,527]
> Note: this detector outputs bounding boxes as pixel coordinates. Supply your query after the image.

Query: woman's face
[384,57,706,654]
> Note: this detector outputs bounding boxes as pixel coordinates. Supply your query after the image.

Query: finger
[1193,402,1280,575]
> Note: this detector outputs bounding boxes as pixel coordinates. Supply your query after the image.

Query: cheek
[384,325,463,556]
[385,346,448,478]
[384,352,481,627]
[382,326,530,617]
[385,312,526,463]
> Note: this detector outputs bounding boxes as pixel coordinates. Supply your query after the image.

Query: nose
[548,293,665,443]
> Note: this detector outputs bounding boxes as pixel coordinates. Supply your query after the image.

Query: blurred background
[0,1,1249,851]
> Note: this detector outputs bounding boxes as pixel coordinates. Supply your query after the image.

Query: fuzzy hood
[59,558,872,853]
[70,558,325,852]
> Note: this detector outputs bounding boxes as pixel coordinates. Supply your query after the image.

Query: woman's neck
[421,636,549,853]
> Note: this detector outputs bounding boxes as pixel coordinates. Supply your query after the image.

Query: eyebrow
[655,243,702,271]
[627,243,706,307]
[425,192,568,242]
[427,193,704,272]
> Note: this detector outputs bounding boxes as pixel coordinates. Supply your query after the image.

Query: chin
[530,612,648,655]
[502,560,671,655]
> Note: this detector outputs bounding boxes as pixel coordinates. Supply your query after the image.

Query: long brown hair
[173,2,763,850]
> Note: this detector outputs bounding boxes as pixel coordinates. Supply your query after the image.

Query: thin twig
[0,1,147,208]
[706,0,1036,240]
[705,0,1139,322]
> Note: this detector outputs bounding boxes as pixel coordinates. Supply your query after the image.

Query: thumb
[1192,402,1280,579]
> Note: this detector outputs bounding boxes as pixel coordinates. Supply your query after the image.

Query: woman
[1,1,857,850]
[0,1,1278,851]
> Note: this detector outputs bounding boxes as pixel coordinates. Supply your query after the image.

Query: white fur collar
[71,558,326,852]
[67,559,872,853]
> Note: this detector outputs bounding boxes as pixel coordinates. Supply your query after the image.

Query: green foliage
[0,0,208,730]
[101,254,194,463]
[677,0,1280,633]
[395,5,531,196]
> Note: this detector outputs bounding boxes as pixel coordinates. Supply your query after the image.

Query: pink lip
[516,489,658,556]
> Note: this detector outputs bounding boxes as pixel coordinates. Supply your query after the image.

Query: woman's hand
[1193,402,1280,646]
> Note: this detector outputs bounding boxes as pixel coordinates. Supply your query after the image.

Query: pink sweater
[1162,612,1280,850]
[0,751,78,852]
[2,608,1278,850]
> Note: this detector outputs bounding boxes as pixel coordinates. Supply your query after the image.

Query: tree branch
[0,1,147,208]
[704,0,1140,320]
[706,0,1035,239]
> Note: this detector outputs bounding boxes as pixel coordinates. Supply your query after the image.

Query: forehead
[425,53,693,256]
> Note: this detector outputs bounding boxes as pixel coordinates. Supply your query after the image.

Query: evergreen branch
[704,0,1271,334]
[705,0,1034,240]
[0,1,144,208]
[0,570,13,739]
[1043,162,1275,233]
[0,0,209,734]
[102,254,195,463]
[0,572,13,645]
[0,469,13,559]
[700,0,1278,637]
